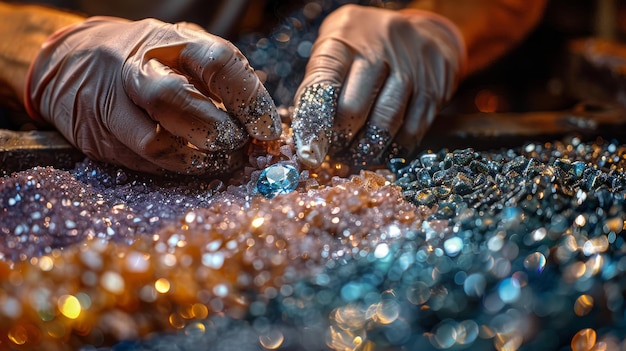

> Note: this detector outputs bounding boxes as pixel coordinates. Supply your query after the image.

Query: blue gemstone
[256,164,299,198]
[571,161,586,178]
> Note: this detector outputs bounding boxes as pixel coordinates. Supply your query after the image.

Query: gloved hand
[292,5,466,169]
[25,17,282,175]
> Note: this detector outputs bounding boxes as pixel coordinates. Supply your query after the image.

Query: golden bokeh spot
[38,256,54,271]
[191,303,209,319]
[259,329,285,350]
[571,328,596,351]
[155,278,171,294]
[58,295,81,320]
[169,313,185,329]
[8,325,28,345]
[251,217,265,228]
[574,294,594,317]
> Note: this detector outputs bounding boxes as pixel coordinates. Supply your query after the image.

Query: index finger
[177,36,282,141]
[292,38,353,169]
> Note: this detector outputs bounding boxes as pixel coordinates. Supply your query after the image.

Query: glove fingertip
[237,89,282,140]
[292,83,339,169]
[246,109,283,141]
[295,136,327,169]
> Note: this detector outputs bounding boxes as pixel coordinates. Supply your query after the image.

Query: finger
[343,73,411,168]
[175,21,205,32]
[295,37,353,100]
[292,38,353,169]
[176,37,282,141]
[292,83,339,169]
[369,72,412,137]
[329,57,388,156]
[391,50,450,159]
[137,128,245,175]
[124,58,248,152]
[76,134,165,175]
[82,138,205,176]
[393,93,438,158]
[105,101,244,175]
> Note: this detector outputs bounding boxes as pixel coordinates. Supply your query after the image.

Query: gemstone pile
[1,0,625,349]
[2,135,626,351]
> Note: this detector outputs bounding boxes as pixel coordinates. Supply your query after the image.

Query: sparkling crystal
[256,163,299,198]
[571,161,587,178]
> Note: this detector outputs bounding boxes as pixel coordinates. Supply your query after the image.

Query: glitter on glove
[292,83,339,169]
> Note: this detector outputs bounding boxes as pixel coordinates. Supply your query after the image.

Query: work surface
[2,115,626,350]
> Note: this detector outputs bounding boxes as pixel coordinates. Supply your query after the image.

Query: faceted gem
[570,161,586,178]
[419,153,438,168]
[256,163,300,198]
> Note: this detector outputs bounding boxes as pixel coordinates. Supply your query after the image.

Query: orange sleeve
[0,3,84,112]
[404,0,548,75]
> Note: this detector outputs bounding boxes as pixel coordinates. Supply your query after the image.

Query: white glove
[292,5,466,169]
[26,17,282,175]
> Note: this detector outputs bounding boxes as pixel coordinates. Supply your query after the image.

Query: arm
[404,0,548,75]
[0,3,84,110]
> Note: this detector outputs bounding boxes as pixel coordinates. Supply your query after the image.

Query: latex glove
[25,17,281,175]
[292,5,466,169]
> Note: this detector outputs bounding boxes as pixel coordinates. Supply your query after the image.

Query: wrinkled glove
[25,17,281,175]
[292,5,466,169]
